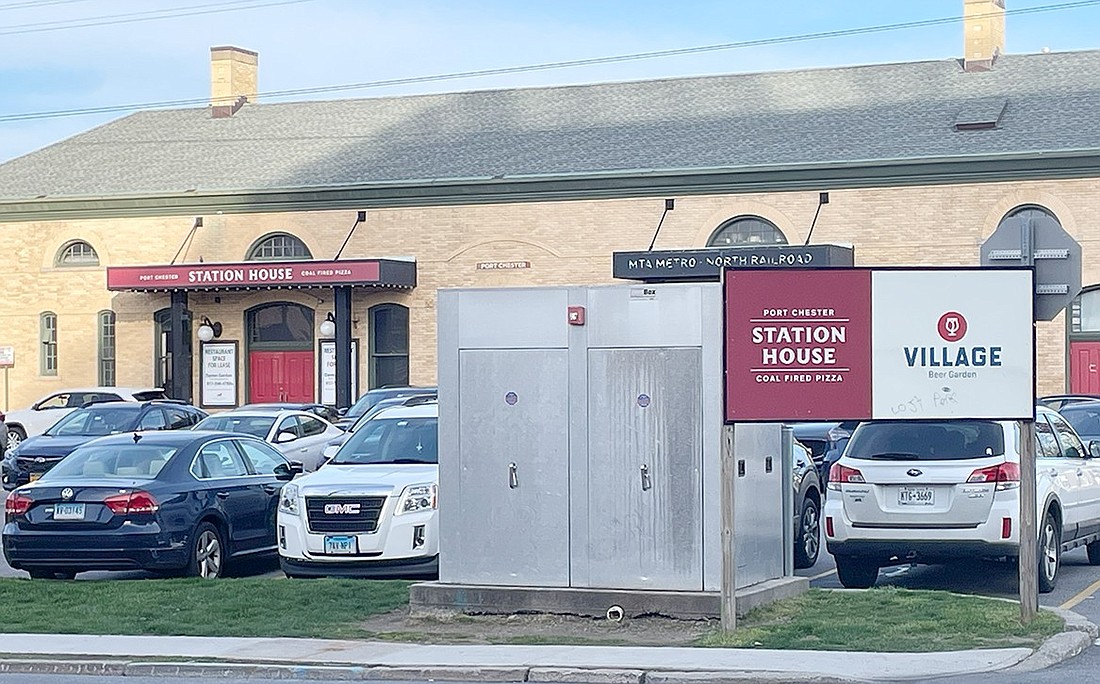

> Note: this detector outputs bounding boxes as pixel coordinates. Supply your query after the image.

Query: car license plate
[53,503,86,520]
[898,487,934,506]
[28,473,41,482]
[324,535,357,554]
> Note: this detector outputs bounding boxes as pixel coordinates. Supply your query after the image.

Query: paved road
[0,677,454,684]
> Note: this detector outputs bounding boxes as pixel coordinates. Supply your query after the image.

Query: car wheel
[7,426,25,452]
[187,522,226,579]
[835,556,879,589]
[1087,540,1100,566]
[27,569,76,580]
[1038,511,1061,594]
[793,497,821,569]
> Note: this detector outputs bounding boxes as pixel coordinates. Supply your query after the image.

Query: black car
[1,401,206,491]
[335,386,437,430]
[790,421,858,486]
[3,430,300,579]
[239,402,342,424]
[791,438,823,569]
[1039,394,1100,411]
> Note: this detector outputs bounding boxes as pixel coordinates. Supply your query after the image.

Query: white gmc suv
[824,406,1100,593]
[277,402,439,579]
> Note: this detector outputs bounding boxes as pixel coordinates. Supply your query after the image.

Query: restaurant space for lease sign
[724,268,1034,422]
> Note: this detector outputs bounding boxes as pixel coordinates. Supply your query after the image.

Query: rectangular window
[98,311,116,386]
[369,304,409,389]
[40,313,57,376]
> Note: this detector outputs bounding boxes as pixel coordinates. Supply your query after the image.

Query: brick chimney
[963,0,1005,72]
[210,46,257,118]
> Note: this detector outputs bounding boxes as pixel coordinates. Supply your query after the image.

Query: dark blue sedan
[3,431,301,579]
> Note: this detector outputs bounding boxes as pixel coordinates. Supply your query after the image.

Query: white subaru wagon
[824,406,1100,593]
[276,401,439,579]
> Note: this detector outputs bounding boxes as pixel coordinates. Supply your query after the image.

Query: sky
[2,0,1100,162]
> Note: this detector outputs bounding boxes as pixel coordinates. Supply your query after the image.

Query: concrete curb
[1000,606,1099,674]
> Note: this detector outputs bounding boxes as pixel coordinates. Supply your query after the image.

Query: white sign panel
[0,346,13,368]
[201,342,238,407]
[870,270,1034,420]
[319,340,358,406]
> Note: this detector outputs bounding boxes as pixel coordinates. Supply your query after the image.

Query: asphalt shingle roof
[1,50,1099,202]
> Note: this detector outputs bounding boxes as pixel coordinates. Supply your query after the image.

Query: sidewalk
[0,631,1085,683]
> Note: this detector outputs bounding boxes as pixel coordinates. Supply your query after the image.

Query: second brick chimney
[963,0,1005,72]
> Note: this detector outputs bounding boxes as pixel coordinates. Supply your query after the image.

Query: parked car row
[1,386,434,579]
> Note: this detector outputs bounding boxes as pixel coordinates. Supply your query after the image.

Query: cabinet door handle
[508,462,519,489]
[640,464,652,491]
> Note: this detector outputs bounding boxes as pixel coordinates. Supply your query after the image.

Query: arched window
[246,233,312,261]
[56,240,99,266]
[707,216,788,247]
[98,311,116,386]
[369,304,409,389]
[247,302,314,348]
[40,312,57,376]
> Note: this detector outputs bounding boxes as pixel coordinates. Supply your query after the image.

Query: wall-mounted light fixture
[319,312,336,338]
[197,316,222,342]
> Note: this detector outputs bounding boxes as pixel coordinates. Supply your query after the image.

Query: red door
[249,351,315,403]
[1070,342,1100,394]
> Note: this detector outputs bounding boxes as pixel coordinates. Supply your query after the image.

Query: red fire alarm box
[567,306,586,326]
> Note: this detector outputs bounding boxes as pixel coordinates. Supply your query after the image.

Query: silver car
[192,409,343,471]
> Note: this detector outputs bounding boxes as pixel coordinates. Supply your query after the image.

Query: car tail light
[827,464,864,491]
[5,493,32,516]
[966,463,1020,491]
[104,491,160,515]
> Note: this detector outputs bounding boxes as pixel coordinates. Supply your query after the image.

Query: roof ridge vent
[954,97,1007,131]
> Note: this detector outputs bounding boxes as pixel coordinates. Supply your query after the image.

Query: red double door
[249,351,314,403]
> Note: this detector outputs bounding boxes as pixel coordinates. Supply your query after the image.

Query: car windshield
[1059,404,1100,438]
[845,420,1005,461]
[331,416,438,465]
[47,406,140,436]
[194,415,275,438]
[43,444,178,480]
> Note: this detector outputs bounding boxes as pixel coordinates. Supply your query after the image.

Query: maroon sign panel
[107,259,382,291]
[725,269,873,422]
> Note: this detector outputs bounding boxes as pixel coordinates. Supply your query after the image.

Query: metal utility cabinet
[434,283,789,603]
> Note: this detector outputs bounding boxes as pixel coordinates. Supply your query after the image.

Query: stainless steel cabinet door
[452,348,571,586]
[585,347,703,590]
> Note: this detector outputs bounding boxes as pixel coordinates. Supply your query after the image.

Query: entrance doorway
[246,303,315,403]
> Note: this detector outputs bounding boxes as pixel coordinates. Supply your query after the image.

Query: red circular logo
[937,312,967,342]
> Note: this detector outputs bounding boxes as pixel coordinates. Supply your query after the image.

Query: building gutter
[2,149,1100,222]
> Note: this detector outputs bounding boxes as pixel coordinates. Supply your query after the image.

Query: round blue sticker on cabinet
[637,394,651,408]
[505,392,518,405]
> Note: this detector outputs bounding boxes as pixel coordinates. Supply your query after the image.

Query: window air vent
[954,98,1007,131]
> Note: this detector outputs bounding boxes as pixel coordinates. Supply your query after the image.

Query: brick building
[1,0,1099,412]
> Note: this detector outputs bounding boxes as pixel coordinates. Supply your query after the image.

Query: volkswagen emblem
[906,469,923,477]
[61,488,74,500]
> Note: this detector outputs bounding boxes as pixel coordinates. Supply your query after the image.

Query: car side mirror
[289,460,304,474]
[273,463,294,481]
[275,431,297,444]
[1090,441,1100,460]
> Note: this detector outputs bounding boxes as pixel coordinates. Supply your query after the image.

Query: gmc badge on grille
[324,503,361,515]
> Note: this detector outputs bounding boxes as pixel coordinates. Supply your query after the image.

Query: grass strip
[0,578,409,639]
[697,587,1063,651]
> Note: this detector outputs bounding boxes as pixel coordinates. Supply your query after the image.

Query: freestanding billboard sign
[724,268,1035,422]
